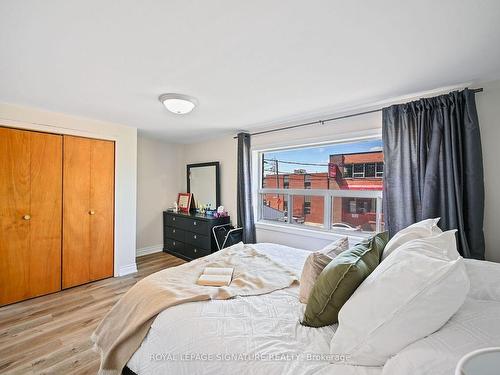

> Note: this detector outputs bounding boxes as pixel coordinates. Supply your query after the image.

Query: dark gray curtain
[237,132,256,243]
[382,88,485,259]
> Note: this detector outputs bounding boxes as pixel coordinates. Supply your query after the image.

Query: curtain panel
[237,132,256,243]
[382,88,485,259]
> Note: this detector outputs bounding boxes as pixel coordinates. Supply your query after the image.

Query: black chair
[212,224,243,250]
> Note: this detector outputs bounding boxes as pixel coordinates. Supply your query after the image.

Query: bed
[126,243,500,375]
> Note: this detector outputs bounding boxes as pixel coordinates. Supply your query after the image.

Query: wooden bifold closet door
[0,128,62,306]
[62,135,114,289]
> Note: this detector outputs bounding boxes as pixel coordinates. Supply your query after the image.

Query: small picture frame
[177,193,192,213]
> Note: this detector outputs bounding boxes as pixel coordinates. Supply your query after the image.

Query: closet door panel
[62,136,91,288]
[89,140,114,281]
[29,132,62,297]
[0,128,31,305]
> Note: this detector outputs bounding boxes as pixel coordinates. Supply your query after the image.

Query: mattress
[127,243,382,375]
[127,243,500,375]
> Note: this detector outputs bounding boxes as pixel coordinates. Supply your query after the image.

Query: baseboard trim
[136,244,163,257]
[118,263,138,276]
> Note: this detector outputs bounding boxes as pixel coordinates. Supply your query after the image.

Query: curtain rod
[234,87,483,138]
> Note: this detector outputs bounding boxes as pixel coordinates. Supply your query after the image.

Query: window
[304,174,312,189]
[333,197,381,232]
[353,163,365,178]
[344,164,353,178]
[259,139,384,234]
[260,194,287,222]
[303,195,311,214]
[365,163,376,177]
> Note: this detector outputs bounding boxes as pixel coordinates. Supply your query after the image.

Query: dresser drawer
[164,226,185,242]
[184,244,210,259]
[182,218,209,235]
[184,232,211,249]
[170,216,209,234]
[164,214,190,229]
[163,237,185,254]
[164,214,177,227]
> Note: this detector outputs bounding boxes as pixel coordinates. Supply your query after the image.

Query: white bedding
[382,298,500,375]
[127,243,381,375]
[127,243,500,375]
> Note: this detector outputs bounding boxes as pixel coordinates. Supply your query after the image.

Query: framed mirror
[187,162,220,210]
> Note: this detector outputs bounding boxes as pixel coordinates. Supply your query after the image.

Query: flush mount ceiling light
[158,93,197,114]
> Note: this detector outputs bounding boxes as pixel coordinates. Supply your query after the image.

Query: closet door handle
[23,214,31,220]
[89,210,95,215]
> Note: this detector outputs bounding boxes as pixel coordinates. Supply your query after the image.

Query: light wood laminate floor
[0,252,185,375]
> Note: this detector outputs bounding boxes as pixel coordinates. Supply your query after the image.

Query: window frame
[352,163,365,178]
[376,162,384,178]
[283,174,290,189]
[364,162,376,178]
[258,187,383,234]
[304,174,312,189]
[253,134,384,237]
[343,163,353,178]
[303,195,312,215]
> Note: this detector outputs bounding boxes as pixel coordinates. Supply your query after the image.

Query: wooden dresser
[163,211,230,260]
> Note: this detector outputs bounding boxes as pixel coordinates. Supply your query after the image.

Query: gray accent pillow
[299,237,349,304]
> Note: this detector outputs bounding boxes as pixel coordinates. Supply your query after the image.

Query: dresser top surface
[163,210,228,221]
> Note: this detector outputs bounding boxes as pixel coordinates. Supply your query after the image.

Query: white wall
[181,136,238,220]
[0,102,138,276]
[136,136,184,255]
[135,135,237,255]
[476,80,500,262]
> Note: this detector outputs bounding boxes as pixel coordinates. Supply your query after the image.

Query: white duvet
[127,243,500,375]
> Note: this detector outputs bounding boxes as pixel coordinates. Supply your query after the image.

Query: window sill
[255,220,372,242]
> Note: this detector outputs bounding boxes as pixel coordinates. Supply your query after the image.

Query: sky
[263,139,383,174]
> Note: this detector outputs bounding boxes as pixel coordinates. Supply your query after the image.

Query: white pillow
[299,237,349,303]
[330,230,470,366]
[382,218,442,260]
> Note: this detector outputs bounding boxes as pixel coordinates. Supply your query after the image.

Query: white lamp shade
[159,94,197,114]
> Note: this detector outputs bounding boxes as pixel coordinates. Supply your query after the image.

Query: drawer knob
[193,221,197,226]
[193,235,197,239]
[194,248,197,253]
[89,210,95,215]
[173,217,176,221]
[173,229,176,233]
[173,241,176,246]
[23,214,31,220]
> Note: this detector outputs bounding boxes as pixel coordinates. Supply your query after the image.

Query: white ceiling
[1,1,500,143]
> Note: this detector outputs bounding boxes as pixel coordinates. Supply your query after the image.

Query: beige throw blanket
[91,243,298,375]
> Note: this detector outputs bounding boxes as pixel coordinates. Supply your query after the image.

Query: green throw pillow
[301,232,388,328]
